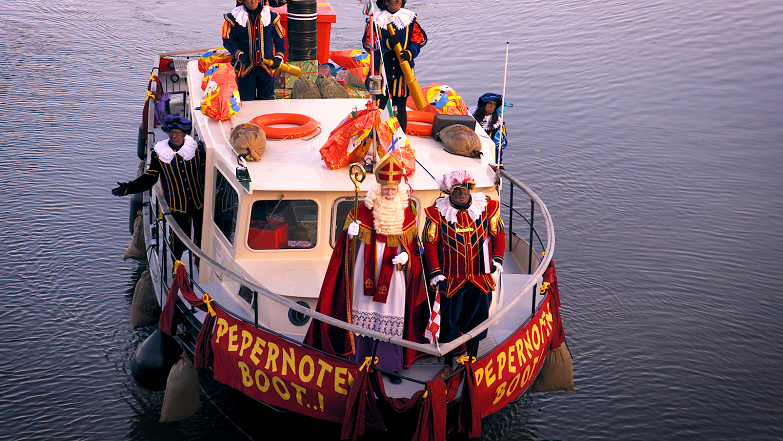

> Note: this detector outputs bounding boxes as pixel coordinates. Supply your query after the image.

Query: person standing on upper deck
[222,0,287,101]
[304,155,429,379]
[422,169,506,380]
[362,0,427,132]
[111,116,205,261]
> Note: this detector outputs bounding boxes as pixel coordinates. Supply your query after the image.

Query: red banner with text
[473,297,554,417]
[210,307,360,423]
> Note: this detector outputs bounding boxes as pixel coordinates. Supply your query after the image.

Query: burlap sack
[531,344,575,393]
[438,124,482,158]
[124,211,146,260]
[130,268,160,329]
[229,123,266,162]
[160,356,201,422]
[291,76,321,99]
[316,75,350,99]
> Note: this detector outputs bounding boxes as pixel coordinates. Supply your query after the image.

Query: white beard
[365,184,408,236]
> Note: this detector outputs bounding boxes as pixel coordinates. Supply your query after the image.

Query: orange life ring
[250,113,319,139]
[405,111,435,137]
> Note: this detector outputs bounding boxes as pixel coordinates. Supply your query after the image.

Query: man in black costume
[112,116,205,260]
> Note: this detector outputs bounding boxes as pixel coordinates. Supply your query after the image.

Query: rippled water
[1,0,782,439]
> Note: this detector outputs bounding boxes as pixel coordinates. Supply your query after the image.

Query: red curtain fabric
[158,263,206,337]
[411,379,448,441]
[543,260,566,349]
[451,362,481,437]
[156,263,214,369]
[340,368,387,441]
[193,312,215,369]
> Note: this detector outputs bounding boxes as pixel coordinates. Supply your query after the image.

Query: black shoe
[388,372,403,385]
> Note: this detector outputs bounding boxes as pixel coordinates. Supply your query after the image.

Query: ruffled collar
[374,8,416,30]
[232,5,270,27]
[435,193,487,224]
[153,135,197,163]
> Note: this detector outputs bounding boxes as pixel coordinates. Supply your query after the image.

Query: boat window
[248,199,318,250]
[214,171,239,245]
[331,196,419,247]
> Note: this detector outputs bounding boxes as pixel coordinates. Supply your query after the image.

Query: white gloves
[430,274,446,287]
[347,221,360,237]
[392,251,408,266]
[493,261,504,273]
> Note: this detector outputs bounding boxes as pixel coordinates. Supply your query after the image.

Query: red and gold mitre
[374,154,404,186]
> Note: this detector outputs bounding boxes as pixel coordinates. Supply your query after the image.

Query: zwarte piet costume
[222,2,286,100]
[362,5,427,131]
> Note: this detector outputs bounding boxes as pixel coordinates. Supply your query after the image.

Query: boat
[124,0,573,437]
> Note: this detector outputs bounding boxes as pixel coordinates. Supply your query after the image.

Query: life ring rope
[250,113,320,140]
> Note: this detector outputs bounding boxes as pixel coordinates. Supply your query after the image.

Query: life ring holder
[250,113,321,140]
[405,111,435,137]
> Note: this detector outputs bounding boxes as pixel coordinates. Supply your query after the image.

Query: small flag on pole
[425,291,441,344]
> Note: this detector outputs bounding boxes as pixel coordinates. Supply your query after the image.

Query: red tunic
[422,197,505,297]
[303,203,430,369]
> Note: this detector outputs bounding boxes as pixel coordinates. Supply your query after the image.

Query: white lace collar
[435,193,487,224]
[153,135,197,163]
[232,4,270,27]
[374,8,416,30]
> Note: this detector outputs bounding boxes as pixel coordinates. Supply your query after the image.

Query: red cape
[304,204,430,369]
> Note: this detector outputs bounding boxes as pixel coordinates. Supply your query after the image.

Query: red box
[272,1,336,64]
[248,221,289,250]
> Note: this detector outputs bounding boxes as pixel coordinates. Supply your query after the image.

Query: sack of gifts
[320,102,390,169]
[229,123,267,161]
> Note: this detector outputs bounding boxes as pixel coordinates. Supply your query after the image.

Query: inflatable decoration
[201,63,221,91]
[407,83,469,116]
[329,49,371,72]
[198,48,232,73]
[200,63,241,122]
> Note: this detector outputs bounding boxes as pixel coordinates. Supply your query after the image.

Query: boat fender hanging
[130,268,159,329]
[137,124,147,160]
[129,193,143,235]
[250,113,319,140]
[124,211,146,261]
[131,328,182,391]
[159,356,201,422]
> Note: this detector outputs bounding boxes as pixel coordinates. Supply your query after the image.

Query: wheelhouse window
[214,171,239,245]
[248,199,318,250]
[331,196,419,247]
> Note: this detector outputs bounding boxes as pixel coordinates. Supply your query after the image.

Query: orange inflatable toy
[406,83,469,115]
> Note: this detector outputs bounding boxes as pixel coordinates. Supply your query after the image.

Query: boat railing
[142,83,554,359]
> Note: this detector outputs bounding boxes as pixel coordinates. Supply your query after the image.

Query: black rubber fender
[137,124,147,160]
[129,192,143,235]
[130,328,182,391]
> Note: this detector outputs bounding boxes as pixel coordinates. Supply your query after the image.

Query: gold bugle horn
[386,24,427,110]
[263,58,302,76]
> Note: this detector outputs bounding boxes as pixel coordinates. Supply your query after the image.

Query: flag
[425,290,441,344]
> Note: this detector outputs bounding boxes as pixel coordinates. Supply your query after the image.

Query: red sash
[363,234,397,304]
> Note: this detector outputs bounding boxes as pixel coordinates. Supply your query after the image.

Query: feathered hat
[162,115,192,134]
[439,169,476,194]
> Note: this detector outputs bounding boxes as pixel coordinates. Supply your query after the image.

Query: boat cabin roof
[186,61,500,193]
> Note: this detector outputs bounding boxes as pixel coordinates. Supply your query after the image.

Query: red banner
[473,297,554,417]
[210,307,360,423]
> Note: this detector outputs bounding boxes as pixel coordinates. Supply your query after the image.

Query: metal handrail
[149,170,554,358]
